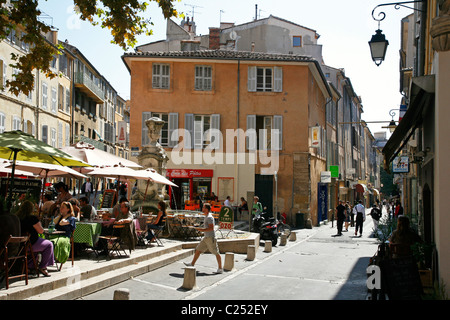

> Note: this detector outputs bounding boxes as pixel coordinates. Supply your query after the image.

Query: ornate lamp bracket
[372,1,425,27]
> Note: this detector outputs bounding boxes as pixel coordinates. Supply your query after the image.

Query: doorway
[255,174,273,216]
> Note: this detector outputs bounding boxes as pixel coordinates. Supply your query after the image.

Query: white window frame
[152,63,170,89]
[195,65,212,91]
[12,116,21,131]
[248,66,282,92]
[193,115,211,149]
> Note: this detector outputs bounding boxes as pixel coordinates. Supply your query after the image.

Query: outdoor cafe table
[74,221,102,248]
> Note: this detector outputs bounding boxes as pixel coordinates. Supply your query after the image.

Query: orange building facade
[122,50,332,226]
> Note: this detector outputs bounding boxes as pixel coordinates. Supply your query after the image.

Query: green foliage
[375,214,397,243]
[0,0,180,95]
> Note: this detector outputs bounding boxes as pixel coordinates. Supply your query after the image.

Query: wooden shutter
[184,113,194,149]
[274,67,283,92]
[210,114,221,149]
[246,114,257,150]
[273,115,283,150]
[168,112,178,147]
[142,111,152,146]
[248,66,257,92]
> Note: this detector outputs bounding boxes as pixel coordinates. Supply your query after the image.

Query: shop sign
[166,169,214,178]
[392,156,409,173]
[320,171,331,183]
[329,165,339,178]
[311,126,320,148]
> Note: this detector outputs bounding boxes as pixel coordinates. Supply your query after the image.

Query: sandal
[40,268,51,277]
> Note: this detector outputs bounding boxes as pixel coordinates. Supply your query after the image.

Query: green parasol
[0,130,91,208]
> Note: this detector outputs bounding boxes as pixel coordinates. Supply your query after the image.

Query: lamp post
[369,1,424,66]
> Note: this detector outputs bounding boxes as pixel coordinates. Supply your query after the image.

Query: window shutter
[42,125,48,144]
[274,67,283,92]
[210,114,221,149]
[273,115,283,150]
[168,112,179,147]
[0,60,4,90]
[184,113,194,149]
[248,66,257,92]
[246,115,257,150]
[142,111,152,146]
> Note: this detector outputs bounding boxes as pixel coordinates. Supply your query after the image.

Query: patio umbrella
[7,160,88,215]
[133,168,178,203]
[135,168,177,187]
[0,160,35,177]
[9,160,88,179]
[60,141,142,170]
[0,130,91,207]
[88,164,150,204]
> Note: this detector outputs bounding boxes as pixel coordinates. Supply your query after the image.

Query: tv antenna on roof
[185,3,203,20]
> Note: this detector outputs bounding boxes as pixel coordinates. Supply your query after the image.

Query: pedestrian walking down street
[345,201,351,231]
[184,203,223,274]
[353,200,365,237]
[369,204,382,233]
[335,200,346,236]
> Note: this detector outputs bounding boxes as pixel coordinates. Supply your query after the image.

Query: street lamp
[369,1,424,66]
[369,29,389,66]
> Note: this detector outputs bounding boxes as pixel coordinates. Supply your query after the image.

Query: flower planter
[419,269,433,288]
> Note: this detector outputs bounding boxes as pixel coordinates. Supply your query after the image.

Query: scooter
[252,212,278,246]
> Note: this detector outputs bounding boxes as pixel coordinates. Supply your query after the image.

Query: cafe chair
[0,235,32,290]
[98,224,128,260]
[149,217,165,247]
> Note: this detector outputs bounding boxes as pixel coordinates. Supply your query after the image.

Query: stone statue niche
[131,117,170,213]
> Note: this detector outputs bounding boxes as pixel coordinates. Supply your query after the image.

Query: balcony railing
[74,72,105,103]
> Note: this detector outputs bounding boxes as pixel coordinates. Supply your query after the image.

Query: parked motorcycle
[252,212,278,246]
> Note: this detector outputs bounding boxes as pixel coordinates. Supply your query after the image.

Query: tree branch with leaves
[0,0,180,95]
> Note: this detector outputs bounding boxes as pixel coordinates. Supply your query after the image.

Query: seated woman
[54,201,77,238]
[389,215,422,257]
[16,200,54,277]
[146,201,167,242]
[51,201,76,265]
[238,197,248,214]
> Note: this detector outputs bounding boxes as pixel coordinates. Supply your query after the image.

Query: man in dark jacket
[335,200,347,236]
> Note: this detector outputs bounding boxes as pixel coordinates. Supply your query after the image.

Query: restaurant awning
[355,183,369,194]
[382,75,435,172]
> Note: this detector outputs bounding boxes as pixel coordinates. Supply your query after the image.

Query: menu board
[101,189,117,209]
[1,177,42,203]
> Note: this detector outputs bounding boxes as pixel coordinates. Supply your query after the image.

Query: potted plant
[411,242,435,288]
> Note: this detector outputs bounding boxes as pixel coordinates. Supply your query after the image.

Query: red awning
[355,183,368,194]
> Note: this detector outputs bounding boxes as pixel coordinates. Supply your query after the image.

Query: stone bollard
[264,240,272,253]
[289,232,297,241]
[247,245,256,261]
[280,234,287,246]
[224,252,235,271]
[113,288,130,300]
[182,266,197,290]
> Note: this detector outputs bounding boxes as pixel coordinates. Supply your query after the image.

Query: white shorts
[196,237,220,255]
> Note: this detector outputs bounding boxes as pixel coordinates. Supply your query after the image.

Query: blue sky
[37,0,413,136]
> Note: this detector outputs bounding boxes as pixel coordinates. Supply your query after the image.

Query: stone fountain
[131,117,169,212]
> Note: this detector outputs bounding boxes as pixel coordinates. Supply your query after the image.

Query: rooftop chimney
[209,27,220,49]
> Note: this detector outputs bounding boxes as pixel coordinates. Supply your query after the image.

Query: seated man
[98,201,137,254]
[79,196,96,220]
